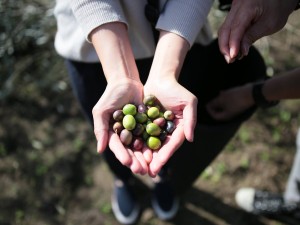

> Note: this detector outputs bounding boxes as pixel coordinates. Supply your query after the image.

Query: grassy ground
[1,1,300,225]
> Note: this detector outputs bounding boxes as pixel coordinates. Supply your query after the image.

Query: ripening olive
[164,110,175,121]
[122,115,136,130]
[143,95,156,106]
[113,109,124,122]
[123,104,137,116]
[132,137,144,150]
[113,121,123,134]
[153,117,166,128]
[120,129,133,146]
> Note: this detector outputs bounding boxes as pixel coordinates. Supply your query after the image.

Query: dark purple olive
[165,121,175,134]
[132,123,144,136]
[159,130,168,141]
[113,109,124,122]
[138,104,147,113]
[120,129,133,146]
[113,121,123,134]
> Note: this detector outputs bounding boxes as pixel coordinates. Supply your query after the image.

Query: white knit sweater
[54,0,214,62]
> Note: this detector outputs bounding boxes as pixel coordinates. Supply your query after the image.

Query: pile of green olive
[111,95,175,151]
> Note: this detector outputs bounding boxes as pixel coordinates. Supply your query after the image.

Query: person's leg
[167,39,267,195]
[284,127,300,203]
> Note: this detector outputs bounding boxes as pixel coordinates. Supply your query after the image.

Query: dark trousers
[65,39,266,195]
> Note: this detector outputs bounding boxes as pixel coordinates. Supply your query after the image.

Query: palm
[144,79,197,176]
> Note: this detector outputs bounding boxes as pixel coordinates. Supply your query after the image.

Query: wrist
[241,83,255,107]
[251,81,279,108]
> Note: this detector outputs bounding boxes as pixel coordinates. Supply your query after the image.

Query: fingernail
[237,51,243,60]
[224,55,230,64]
[242,43,250,56]
[229,47,235,58]
[96,141,100,153]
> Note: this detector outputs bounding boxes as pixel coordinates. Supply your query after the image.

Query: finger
[182,100,197,142]
[95,129,108,154]
[240,22,269,56]
[108,131,132,167]
[93,107,110,153]
[218,1,241,60]
[148,125,185,176]
[142,147,153,164]
[228,7,256,60]
[133,150,148,175]
[127,150,143,174]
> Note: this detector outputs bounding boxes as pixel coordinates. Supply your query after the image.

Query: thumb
[241,24,267,56]
[93,112,110,153]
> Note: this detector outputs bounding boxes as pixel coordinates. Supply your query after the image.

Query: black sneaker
[111,178,140,225]
[235,187,300,224]
[151,176,179,220]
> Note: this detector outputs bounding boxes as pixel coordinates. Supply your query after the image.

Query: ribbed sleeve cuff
[156,0,213,47]
[71,0,128,42]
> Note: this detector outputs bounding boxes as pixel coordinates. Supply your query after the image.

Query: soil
[1,3,300,225]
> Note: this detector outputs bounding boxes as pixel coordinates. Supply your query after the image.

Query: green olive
[135,112,148,124]
[146,122,161,136]
[122,104,137,116]
[147,107,160,119]
[146,136,161,150]
[122,115,136,130]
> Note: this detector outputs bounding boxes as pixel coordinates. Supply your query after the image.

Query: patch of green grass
[99,202,112,214]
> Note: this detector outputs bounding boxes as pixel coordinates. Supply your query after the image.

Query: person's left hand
[144,77,197,177]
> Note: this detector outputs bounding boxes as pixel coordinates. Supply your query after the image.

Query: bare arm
[90,22,148,174]
[206,67,300,121]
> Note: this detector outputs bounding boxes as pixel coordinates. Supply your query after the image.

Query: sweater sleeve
[71,0,128,41]
[156,0,214,47]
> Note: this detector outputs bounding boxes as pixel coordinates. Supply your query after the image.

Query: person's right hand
[218,0,298,63]
[92,78,151,175]
[144,77,197,177]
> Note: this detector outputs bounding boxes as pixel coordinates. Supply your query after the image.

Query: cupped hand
[144,77,197,177]
[92,78,151,175]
